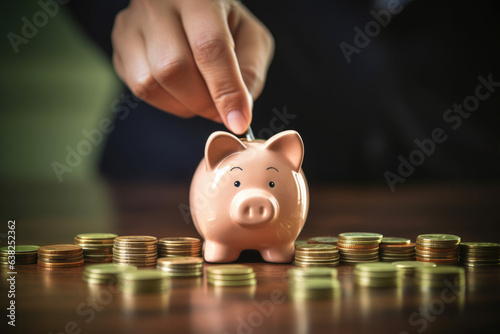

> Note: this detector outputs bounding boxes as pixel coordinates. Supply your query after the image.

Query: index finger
[179,0,252,135]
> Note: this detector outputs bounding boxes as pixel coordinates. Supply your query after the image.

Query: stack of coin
[307,236,338,245]
[74,233,117,263]
[118,270,169,293]
[459,242,500,267]
[83,263,137,284]
[415,266,466,288]
[0,245,39,265]
[379,237,415,262]
[354,263,402,288]
[392,261,436,276]
[337,232,383,264]
[38,244,84,268]
[113,236,158,267]
[158,237,202,257]
[416,234,460,264]
[157,257,203,277]
[294,240,308,247]
[294,244,340,267]
[206,265,256,286]
[288,268,340,299]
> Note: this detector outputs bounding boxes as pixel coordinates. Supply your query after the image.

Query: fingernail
[226,110,248,134]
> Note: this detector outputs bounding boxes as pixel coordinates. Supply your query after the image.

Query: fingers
[180,0,252,134]
[141,6,221,122]
[233,4,275,100]
[112,9,194,118]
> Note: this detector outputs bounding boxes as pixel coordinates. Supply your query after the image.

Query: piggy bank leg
[203,241,241,263]
[259,243,295,263]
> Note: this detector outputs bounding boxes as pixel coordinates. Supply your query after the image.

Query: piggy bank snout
[230,190,279,227]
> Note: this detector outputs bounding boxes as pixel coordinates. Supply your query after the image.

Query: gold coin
[38,256,84,263]
[460,242,500,249]
[381,237,411,245]
[159,237,201,244]
[38,244,82,254]
[207,278,257,286]
[338,232,383,241]
[288,267,338,279]
[206,265,254,275]
[0,245,40,253]
[38,259,84,267]
[296,244,337,251]
[307,236,338,244]
[157,257,203,266]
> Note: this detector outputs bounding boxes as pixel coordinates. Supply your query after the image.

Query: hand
[111,0,274,134]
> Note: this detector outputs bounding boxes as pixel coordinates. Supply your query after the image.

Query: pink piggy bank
[189,130,309,263]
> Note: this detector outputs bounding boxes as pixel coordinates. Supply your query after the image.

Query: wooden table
[1,182,499,334]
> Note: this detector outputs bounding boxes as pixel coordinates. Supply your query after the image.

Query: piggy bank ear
[205,131,247,171]
[263,130,304,172]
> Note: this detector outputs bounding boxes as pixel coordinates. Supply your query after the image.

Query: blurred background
[0,1,499,243]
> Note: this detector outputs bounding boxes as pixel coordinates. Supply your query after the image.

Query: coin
[307,236,338,245]
[294,244,339,267]
[76,233,118,240]
[288,268,338,280]
[380,237,411,245]
[0,245,40,253]
[157,257,204,277]
[158,237,202,258]
[416,234,460,264]
[415,266,466,288]
[118,269,169,293]
[294,240,308,247]
[207,278,257,286]
[115,236,158,243]
[339,232,383,241]
[290,278,341,300]
[392,261,436,270]
[113,235,158,267]
[417,234,461,242]
[38,244,82,254]
[459,242,500,267]
[206,265,256,287]
[38,259,85,268]
[354,263,401,287]
[206,265,254,275]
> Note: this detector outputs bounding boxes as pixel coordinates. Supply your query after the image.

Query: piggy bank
[189,130,309,263]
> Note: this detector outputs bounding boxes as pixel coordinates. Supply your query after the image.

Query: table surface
[1,181,500,334]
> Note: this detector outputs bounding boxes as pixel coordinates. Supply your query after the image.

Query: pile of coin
[118,270,169,293]
[206,265,256,286]
[113,236,158,267]
[415,266,466,288]
[0,245,39,265]
[307,236,338,245]
[158,237,202,258]
[294,244,340,267]
[459,242,500,267]
[74,233,117,263]
[157,257,203,277]
[83,263,137,284]
[288,267,340,299]
[416,234,460,264]
[354,263,402,287]
[337,232,383,264]
[379,237,415,262]
[392,261,436,276]
[294,240,308,247]
[38,244,84,268]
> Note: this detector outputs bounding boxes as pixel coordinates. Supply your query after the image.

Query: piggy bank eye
[234,181,241,187]
[269,181,275,188]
